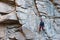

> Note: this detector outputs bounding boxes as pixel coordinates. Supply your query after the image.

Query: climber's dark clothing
[40,21,44,27]
[39,21,44,31]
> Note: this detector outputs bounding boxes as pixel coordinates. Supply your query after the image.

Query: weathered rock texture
[0,0,60,40]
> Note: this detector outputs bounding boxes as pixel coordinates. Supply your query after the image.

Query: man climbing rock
[39,18,45,32]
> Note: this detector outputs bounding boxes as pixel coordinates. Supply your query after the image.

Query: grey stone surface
[0,0,60,40]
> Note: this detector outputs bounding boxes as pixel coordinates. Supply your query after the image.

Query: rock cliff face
[0,0,60,40]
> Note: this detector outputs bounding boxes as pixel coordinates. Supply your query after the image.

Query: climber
[39,18,45,32]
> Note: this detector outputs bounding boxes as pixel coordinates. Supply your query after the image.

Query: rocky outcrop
[0,0,60,40]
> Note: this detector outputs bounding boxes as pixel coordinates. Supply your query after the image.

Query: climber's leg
[42,26,45,31]
[39,26,41,32]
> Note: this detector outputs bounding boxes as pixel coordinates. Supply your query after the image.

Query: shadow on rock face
[0,0,16,7]
[9,37,17,40]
